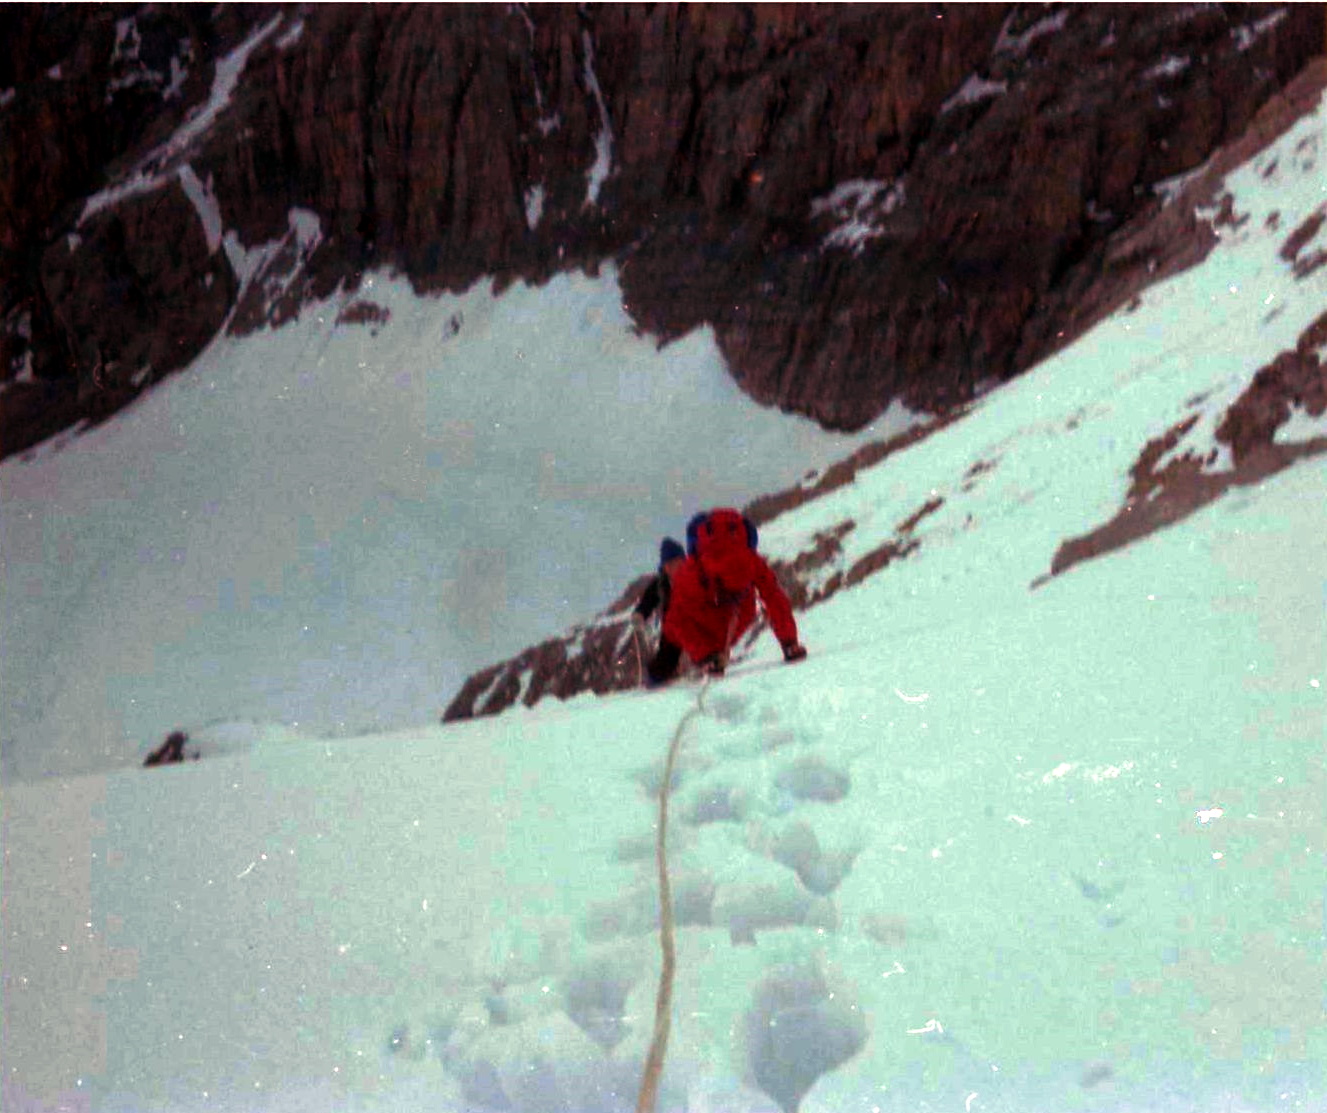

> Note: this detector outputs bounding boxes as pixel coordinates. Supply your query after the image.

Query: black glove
[782,641,808,663]
[700,652,727,677]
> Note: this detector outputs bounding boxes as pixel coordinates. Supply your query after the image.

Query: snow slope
[3,67,1326,1113]
[0,267,903,782]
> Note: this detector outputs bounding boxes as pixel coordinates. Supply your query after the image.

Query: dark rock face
[3,177,237,452]
[617,3,1325,426]
[0,3,272,454]
[41,180,238,389]
[2,3,1323,458]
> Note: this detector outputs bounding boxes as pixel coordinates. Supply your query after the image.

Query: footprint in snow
[743,960,866,1113]
[775,754,851,804]
[769,820,860,896]
[685,781,749,825]
[707,690,749,724]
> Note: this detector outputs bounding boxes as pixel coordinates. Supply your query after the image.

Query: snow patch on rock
[163,42,193,101]
[276,19,305,51]
[1232,9,1288,53]
[177,163,224,254]
[1152,155,1214,206]
[811,179,905,254]
[994,8,1070,55]
[581,31,613,207]
[1144,54,1191,81]
[524,184,546,231]
[81,13,282,225]
[1275,403,1327,446]
[940,74,1007,115]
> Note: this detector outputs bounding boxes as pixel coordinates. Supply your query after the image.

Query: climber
[642,508,806,685]
[633,537,687,626]
[630,537,685,684]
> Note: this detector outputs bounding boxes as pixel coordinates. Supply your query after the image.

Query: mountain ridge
[3,3,1323,458]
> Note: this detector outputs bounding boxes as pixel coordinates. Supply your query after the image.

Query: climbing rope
[635,674,711,1113]
[636,607,737,1112]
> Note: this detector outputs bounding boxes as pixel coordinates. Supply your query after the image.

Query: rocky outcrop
[1021,51,1327,365]
[2,175,237,453]
[143,729,195,766]
[1217,311,1327,464]
[44,179,238,387]
[0,4,275,454]
[1045,307,1327,582]
[617,4,1326,426]
[3,3,1323,458]
[443,618,649,723]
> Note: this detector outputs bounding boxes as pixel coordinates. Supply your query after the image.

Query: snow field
[358,92,1327,1109]
[0,266,898,781]
[3,61,1326,1113]
[12,443,1321,1113]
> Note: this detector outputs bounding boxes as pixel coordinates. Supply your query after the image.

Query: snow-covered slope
[3,62,1325,1113]
[0,267,901,782]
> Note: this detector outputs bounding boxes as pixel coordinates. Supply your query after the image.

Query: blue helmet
[659,537,685,567]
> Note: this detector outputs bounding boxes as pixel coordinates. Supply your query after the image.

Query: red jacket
[661,548,798,663]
